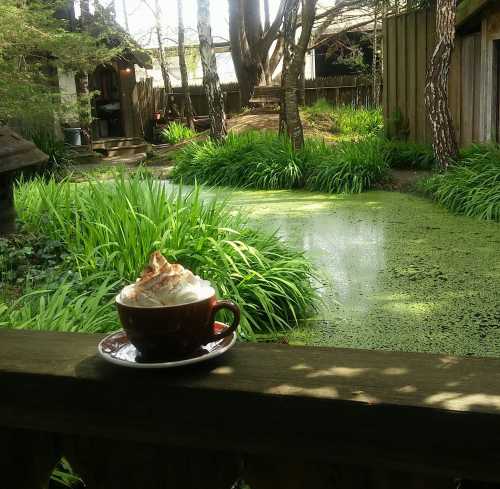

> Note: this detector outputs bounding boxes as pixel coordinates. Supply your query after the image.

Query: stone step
[105,143,149,158]
[93,137,144,150]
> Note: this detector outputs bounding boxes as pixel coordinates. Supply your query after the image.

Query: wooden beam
[457,0,491,27]
[1,330,500,480]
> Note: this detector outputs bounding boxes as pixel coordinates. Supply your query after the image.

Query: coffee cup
[116,292,240,361]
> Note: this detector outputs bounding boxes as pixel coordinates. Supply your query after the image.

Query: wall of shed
[383,7,485,146]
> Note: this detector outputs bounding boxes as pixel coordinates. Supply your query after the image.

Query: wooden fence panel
[384,8,436,143]
[383,4,484,146]
[134,76,376,136]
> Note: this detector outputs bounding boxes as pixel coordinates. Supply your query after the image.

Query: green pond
[166,184,500,357]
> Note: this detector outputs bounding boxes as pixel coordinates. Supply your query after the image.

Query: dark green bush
[172,131,305,189]
[172,131,389,194]
[304,137,389,193]
[384,140,436,170]
[421,144,500,221]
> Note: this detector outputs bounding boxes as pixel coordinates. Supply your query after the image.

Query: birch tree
[425,0,458,168]
[197,0,226,140]
[177,0,195,130]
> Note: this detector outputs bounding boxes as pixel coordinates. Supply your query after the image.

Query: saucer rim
[97,323,236,369]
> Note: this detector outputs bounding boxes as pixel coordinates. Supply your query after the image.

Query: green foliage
[13,173,318,337]
[1,275,119,333]
[385,108,410,140]
[384,140,436,170]
[172,131,305,190]
[0,0,122,123]
[331,105,383,136]
[305,137,389,194]
[302,100,383,137]
[420,144,500,221]
[161,121,196,144]
[0,233,68,289]
[172,131,389,193]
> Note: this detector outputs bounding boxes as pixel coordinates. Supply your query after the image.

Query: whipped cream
[119,252,214,307]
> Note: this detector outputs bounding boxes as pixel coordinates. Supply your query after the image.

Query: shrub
[331,105,383,136]
[302,100,383,137]
[172,131,304,189]
[420,144,500,221]
[384,140,436,170]
[13,173,318,337]
[304,137,389,194]
[161,121,196,144]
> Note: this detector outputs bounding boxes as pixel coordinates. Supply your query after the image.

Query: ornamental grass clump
[13,173,318,337]
[161,121,196,144]
[384,140,436,170]
[331,105,383,136]
[303,137,389,194]
[421,144,500,222]
[171,131,304,189]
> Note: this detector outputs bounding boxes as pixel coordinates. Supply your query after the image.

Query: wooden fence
[2,328,500,488]
[383,5,484,146]
[383,8,436,143]
[134,76,374,139]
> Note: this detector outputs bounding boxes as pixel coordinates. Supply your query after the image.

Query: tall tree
[177,0,195,130]
[425,0,458,168]
[77,0,92,146]
[197,0,226,141]
[153,0,172,111]
[279,0,317,149]
[142,0,172,116]
[228,0,286,106]
[121,0,129,32]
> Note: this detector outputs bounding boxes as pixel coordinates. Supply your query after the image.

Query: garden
[2,99,500,357]
[3,0,500,487]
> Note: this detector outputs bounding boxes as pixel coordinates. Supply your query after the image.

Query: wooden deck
[1,328,500,488]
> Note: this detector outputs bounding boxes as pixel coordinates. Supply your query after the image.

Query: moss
[225,189,500,357]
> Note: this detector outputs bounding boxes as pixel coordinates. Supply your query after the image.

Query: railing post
[62,435,241,489]
[0,427,61,489]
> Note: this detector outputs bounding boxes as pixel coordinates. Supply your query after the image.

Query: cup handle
[207,300,240,342]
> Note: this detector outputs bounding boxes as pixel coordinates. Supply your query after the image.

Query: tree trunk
[154,0,172,117]
[228,0,286,105]
[228,0,262,106]
[78,0,92,146]
[177,0,195,130]
[372,1,379,105]
[197,0,227,141]
[425,0,458,169]
[279,0,317,149]
[298,60,306,106]
[121,0,129,32]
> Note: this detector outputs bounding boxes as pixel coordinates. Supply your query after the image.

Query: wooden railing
[1,328,500,488]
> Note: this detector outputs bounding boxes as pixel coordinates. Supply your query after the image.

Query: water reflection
[161,182,500,356]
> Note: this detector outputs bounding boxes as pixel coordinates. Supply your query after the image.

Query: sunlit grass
[11,172,319,337]
[421,144,500,221]
[161,121,196,144]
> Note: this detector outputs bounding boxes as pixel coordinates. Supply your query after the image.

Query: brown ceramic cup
[116,293,240,361]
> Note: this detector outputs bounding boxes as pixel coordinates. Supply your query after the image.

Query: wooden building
[383,0,500,146]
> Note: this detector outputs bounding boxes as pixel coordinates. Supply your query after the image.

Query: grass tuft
[304,137,389,194]
[420,144,500,221]
[172,131,305,189]
[302,99,383,137]
[384,140,436,170]
[161,121,196,144]
[11,173,318,337]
